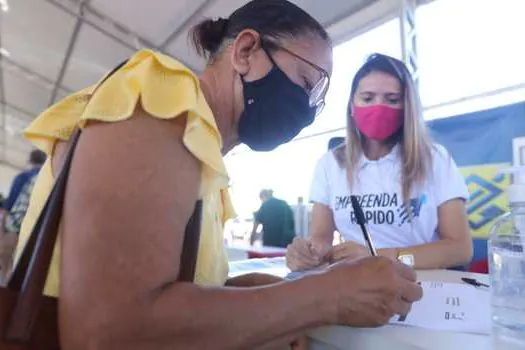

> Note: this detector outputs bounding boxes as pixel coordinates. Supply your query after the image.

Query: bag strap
[178,200,203,282]
[6,61,204,341]
[8,59,129,291]
[6,130,81,341]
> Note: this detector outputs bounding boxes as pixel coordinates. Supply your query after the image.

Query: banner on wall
[428,102,525,238]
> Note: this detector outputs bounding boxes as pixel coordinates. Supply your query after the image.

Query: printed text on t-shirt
[334,193,427,226]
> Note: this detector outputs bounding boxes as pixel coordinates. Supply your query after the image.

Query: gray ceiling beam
[2,56,74,93]
[0,160,25,171]
[158,0,216,50]
[48,0,88,105]
[1,101,35,121]
[323,0,381,29]
[44,0,201,73]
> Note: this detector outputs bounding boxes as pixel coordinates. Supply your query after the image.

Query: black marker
[461,277,489,288]
[350,195,377,256]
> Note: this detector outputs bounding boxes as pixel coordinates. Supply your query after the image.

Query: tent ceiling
[0,0,389,169]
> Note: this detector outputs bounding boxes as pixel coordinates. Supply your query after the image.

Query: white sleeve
[309,153,331,206]
[432,144,469,206]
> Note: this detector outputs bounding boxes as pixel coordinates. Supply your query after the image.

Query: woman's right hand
[320,256,423,327]
[286,237,331,271]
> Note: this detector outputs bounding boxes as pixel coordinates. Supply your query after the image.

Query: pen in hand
[350,195,377,256]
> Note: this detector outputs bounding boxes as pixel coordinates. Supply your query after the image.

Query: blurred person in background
[287,53,472,272]
[250,189,295,247]
[3,149,45,212]
[0,150,44,284]
[15,2,421,349]
[0,175,37,284]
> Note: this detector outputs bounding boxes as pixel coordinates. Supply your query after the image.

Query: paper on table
[389,281,491,335]
[285,267,328,280]
[228,257,290,278]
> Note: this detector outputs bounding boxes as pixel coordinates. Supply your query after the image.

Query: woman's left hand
[330,241,369,263]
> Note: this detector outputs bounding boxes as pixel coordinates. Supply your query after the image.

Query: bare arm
[310,203,336,247]
[378,199,473,269]
[250,221,261,245]
[58,109,332,350]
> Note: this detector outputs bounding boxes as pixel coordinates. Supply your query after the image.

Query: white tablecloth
[308,270,492,350]
[228,259,493,350]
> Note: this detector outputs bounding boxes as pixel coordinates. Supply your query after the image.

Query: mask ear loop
[259,39,279,67]
[239,38,278,84]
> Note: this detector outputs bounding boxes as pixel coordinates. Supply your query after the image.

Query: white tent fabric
[0,0,403,169]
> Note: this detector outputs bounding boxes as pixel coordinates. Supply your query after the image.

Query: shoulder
[24,49,228,196]
[129,50,196,74]
[14,171,27,181]
[89,49,206,118]
[316,149,342,170]
[278,198,291,207]
[13,171,31,184]
[430,143,450,157]
[24,49,207,153]
[429,143,453,167]
[427,143,465,185]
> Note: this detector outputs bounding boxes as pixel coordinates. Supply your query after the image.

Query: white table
[227,259,493,350]
[226,244,287,260]
[308,270,491,350]
[228,256,289,278]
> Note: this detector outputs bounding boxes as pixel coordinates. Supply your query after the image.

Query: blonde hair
[338,54,433,202]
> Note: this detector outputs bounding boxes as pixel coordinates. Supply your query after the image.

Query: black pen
[461,277,490,288]
[350,195,377,256]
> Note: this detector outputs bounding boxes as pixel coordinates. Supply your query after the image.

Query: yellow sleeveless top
[15,49,235,297]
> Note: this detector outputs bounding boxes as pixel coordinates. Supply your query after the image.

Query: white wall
[0,163,21,196]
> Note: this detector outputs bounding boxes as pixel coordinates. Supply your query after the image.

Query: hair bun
[191,17,229,58]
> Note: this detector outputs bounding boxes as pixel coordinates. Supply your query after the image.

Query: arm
[308,154,336,249]
[310,203,336,249]
[379,198,473,269]
[379,147,472,269]
[250,206,264,245]
[286,152,337,271]
[58,109,332,350]
[250,221,261,245]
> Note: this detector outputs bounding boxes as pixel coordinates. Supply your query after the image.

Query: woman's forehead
[358,72,401,92]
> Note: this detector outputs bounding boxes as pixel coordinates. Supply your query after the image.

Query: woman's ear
[229,29,261,76]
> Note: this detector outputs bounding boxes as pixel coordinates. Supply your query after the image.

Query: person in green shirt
[250,189,295,248]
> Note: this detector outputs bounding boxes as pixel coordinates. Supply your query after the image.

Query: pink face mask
[353,105,403,141]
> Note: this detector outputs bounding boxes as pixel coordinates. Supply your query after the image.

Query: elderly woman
[16,2,421,349]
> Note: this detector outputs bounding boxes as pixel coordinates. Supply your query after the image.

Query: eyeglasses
[261,40,330,116]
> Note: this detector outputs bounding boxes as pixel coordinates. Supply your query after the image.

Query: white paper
[228,257,290,278]
[389,281,491,335]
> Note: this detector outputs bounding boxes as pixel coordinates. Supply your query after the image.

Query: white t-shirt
[309,144,469,249]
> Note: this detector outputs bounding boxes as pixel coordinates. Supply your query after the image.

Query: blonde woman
[287,53,472,271]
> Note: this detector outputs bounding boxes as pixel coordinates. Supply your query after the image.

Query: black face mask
[237,62,316,151]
